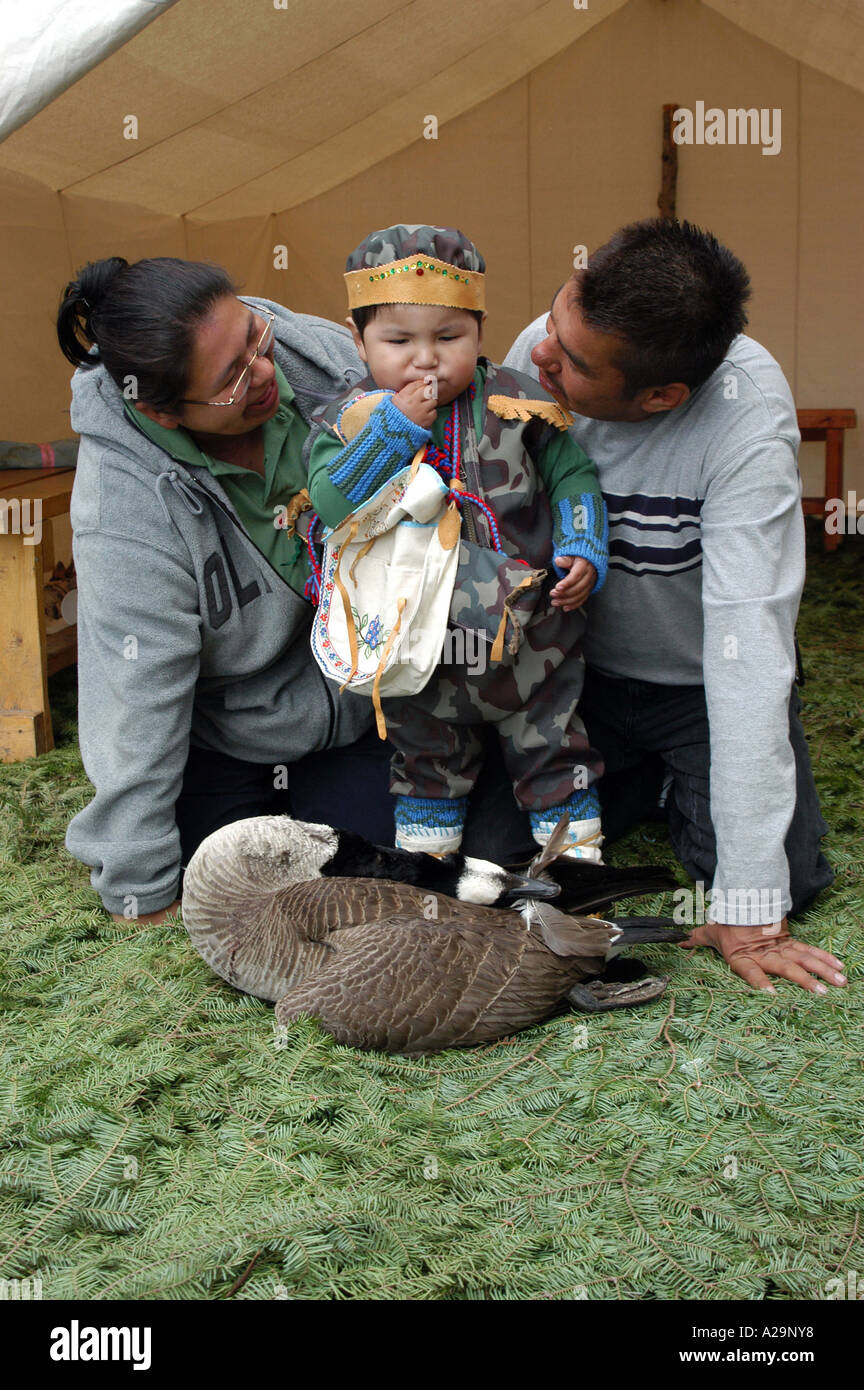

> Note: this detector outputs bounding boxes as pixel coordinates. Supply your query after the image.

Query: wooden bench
[798,408,858,551]
[0,466,77,762]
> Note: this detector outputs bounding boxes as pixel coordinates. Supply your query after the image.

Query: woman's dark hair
[573,219,751,395]
[57,256,238,411]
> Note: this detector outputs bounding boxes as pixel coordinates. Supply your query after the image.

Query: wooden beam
[796,408,857,553]
[0,467,76,524]
[46,625,77,678]
[0,529,54,761]
[797,408,857,431]
[658,103,679,220]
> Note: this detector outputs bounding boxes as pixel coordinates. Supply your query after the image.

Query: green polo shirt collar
[123,363,301,496]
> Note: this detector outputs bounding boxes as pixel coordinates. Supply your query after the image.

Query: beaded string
[422,387,505,553]
[304,382,510,606]
[304,516,323,602]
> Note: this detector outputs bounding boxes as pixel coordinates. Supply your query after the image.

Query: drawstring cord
[372,596,407,740]
[155,469,206,524]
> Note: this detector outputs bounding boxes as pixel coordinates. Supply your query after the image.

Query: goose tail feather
[536,862,679,914]
[603,917,687,957]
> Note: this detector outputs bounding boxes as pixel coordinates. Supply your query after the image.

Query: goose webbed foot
[565,974,670,1013]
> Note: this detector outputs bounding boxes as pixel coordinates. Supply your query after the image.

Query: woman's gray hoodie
[66,298,370,915]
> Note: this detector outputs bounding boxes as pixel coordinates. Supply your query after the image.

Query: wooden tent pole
[658,103,679,219]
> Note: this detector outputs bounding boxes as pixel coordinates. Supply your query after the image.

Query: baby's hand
[550,555,596,610]
[392,379,439,429]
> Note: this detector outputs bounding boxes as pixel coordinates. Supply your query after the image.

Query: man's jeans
[579,666,834,919]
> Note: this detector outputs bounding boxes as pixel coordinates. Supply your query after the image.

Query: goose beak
[501,872,561,902]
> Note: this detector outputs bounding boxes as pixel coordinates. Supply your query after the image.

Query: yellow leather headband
[345,255,485,312]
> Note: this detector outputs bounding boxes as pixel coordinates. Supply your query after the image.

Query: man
[505,218,843,997]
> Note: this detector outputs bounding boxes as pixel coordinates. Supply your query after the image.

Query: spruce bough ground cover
[1,528,861,1301]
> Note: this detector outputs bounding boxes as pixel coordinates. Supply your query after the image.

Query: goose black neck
[320,830,460,891]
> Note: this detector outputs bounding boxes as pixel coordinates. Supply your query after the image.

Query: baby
[307,224,608,861]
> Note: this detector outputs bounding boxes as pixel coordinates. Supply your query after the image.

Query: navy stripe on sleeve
[604,492,703,577]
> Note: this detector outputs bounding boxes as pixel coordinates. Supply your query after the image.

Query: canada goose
[182,816,683,1053]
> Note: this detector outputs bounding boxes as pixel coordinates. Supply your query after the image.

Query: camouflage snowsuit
[306,359,608,851]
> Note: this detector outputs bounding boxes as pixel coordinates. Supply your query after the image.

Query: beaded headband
[345,255,485,312]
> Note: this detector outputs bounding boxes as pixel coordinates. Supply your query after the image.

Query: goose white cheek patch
[455,860,508,905]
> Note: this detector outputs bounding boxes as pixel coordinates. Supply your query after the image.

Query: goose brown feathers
[274,889,618,1053]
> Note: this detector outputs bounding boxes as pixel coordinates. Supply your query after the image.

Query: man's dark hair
[572,219,751,395]
[57,256,237,411]
[351,304,484,337]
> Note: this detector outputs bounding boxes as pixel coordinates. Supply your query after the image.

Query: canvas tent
[1,0,863,498]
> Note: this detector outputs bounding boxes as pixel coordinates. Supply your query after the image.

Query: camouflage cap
[345,224,486,313]
[346,225,485,275]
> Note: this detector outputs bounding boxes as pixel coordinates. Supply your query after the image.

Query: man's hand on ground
[550,555,596,609]
[110,899,182,926]
[681,918,846,994]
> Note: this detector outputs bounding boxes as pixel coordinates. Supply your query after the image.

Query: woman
[57,256,535,925]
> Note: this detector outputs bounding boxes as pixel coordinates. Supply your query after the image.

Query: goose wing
[274,916,536,1054]
[273,908,627,1053]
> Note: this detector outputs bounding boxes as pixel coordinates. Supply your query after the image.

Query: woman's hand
[681,918,847,994]
[550,555,596,610]
[111,898,182,926]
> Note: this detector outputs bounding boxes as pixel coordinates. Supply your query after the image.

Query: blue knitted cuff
[528,787,601,838]
[552,493,609,593]
[395,795,468,830]
[395,795,468,852]
[329,393,433,504]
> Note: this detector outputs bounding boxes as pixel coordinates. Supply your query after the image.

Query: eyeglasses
[182,308,276,407]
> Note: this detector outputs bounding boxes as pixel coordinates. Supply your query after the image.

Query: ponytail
[57,257,128,368]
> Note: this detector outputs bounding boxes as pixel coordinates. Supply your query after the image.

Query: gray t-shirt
[505,324,804,924]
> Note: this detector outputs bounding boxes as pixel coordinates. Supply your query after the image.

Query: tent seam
[800,62,805,405]
[525,72,533,322]
[57,190,75,290]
